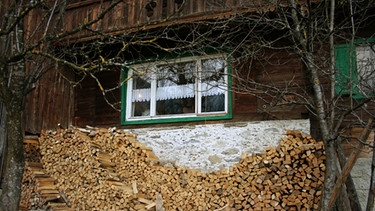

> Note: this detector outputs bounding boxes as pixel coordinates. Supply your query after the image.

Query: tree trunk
[336,138,362,211]
[0,0,27,209]
[0,102,6,185]
[0,58,26,210]
[328,119,373,209]
[302,51,336,211]
[0,103,6,203]
[0,95,25,211]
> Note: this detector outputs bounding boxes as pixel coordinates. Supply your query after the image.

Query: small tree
[0,0,209,209]
[0,0,125,209]
[203,0,375,210]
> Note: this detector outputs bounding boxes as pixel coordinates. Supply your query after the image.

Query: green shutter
[334,43,359,97]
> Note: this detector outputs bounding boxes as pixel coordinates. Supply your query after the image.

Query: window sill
[122,113,232,125]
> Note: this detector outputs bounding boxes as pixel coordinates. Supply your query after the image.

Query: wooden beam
[328,118,373,209]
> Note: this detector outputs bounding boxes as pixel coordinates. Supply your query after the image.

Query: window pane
[201,58,226,112]
[356,44,375,96]
[156,62,196,115]
[131,73,151,117]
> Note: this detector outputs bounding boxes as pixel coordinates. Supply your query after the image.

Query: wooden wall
[24,68,122,134]
[21,41,335,133]
[55,0,276,41]
[22,0,375,135]
[22,0,319,133]
[71,48,309,129]
[233,49,310,121]
[24,67,75,134]
[74,70,122,127]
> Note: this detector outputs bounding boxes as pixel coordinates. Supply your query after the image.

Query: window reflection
[156,62,196,115]
[356,44,375,96]
[201,58,226,112]
[127,55,228,121]
[132,73,151,117]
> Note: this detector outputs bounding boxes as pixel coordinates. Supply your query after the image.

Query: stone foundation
[124,119,310,172]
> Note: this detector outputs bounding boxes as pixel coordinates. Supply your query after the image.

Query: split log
[22,127,325,210]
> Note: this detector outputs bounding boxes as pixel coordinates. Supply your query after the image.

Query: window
[121,54,232,124]
[335,39,375,99]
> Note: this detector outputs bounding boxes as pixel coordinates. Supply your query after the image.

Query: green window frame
[121,53,232,125]
[335,38,375,99]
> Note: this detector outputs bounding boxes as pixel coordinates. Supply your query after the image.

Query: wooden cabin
[23,0,374,141]
[17,2,375,208]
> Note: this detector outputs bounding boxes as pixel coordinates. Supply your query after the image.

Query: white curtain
[132,83,226,102]
[132,88,151,102]
[156,84,195,101]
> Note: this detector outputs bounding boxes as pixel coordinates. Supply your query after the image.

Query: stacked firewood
[21,136,72,211]
[21,128,325,210]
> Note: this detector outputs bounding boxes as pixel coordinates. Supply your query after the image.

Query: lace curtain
[132,83,226,102]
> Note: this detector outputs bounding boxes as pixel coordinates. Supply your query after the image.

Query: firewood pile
[20,127,325,211]
[21,136,72,211]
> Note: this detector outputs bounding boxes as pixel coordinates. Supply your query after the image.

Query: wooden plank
[167,0,176,17]
[100,1,110,30]
[149,0,163,21]
[132,0,142,24]
[181,0,192,16]
[197,0,205,13]
[129,1,138,25]
[328,118,373,209]
[91,5,99,30]
[24,136,39,144]
[39,68,51,130]
[50,68,60,130]
[59,70,70,129]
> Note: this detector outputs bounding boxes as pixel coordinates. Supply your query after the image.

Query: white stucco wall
[124,119,310,172]
[352,157,374,209]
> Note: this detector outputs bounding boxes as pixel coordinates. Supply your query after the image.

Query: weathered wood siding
[74,70,121,127]
[59,0,275,41]
[24,67,74,134]
[72,49,309,128]
[23,0,312,132]
[234,50,309,121]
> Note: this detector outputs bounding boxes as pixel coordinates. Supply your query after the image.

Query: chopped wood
[47,202,70,208]
[24,135,40,144]
[41,193,61,202]
[145,202,156,209]
[139,198,154,205]
[132,180,139,194]
[21,127,326,210]
[156,192,165,211]
[214,204,230,211]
